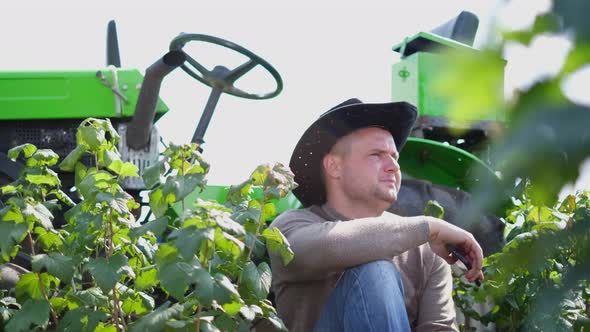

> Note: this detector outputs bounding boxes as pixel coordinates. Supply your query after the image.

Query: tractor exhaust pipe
[126,50,186,150]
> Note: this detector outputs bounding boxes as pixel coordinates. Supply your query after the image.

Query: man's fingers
[446,255,458,265]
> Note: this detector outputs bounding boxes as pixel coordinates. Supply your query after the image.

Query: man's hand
[426,217,484,283]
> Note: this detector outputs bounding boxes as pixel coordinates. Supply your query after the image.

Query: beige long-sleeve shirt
[268,204,458,332]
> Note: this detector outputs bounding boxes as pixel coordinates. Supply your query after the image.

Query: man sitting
[268,98,484,331]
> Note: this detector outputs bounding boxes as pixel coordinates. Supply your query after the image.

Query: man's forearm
[274,213,430,281]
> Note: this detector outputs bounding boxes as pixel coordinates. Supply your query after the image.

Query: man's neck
[324,199,386,220]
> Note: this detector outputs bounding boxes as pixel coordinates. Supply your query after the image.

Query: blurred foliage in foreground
[437,0,590,330]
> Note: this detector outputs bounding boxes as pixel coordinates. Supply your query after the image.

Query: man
[268,98,484,331]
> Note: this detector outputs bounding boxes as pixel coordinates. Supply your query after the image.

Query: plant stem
[28,232,59,325]
[112,287,122,332]
[108,208,115,258]
[181,155,186,211]
[195,305,202,332]
[37,272,58,326]
[27,232,36,256]
[245,200,266,261]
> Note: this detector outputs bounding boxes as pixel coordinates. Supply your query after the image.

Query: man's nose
[385,156,400,173]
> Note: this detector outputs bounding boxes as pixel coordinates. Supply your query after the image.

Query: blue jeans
[314,260,411,332]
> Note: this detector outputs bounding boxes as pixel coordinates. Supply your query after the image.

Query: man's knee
[342,260,404,297]
[348,260,402,282]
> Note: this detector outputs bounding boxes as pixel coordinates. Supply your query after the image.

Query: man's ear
[322,153,342,179]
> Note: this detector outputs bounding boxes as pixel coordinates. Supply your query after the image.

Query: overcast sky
[2,0,588,193]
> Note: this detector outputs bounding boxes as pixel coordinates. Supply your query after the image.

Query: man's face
[335,127,401,207]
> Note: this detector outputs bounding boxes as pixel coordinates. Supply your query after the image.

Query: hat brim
[290,101,418,207]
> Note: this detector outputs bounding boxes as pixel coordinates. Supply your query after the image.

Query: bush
[0,118,295,332]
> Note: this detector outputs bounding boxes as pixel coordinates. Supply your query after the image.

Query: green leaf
[50,189,76,207]
[31,253,74,282]
[199,201,245,236]
[232,207,261,227]
[251,164,269,185]
[200,320,221,332]
[59,145,87,172]
[23,202,54,229]
[72,288,109,308]
[1,184,16,194]
[56,307,86,332]
[135,268,158,291]
[28,149,59,167]
[214,314,238,331]
[149,188,170,218]
[1,204,24,223]
[433,49,505,127]
[15,272,56,301]
[266,312,288,332]
[559,194,577,213]
[36,228,64,251]
[84,254,130,293]
[99,148,121,169]
[129,301,185,332]
[156,245,192,300]
[5,299,50,332]
[262,227,294,266]
[423,200,445,219]
[130,216,170,239]
[77,171,116,199]
[562,43,590,75]
[57,307,108,332]
[163,174,206,203]
[120,162,139,177]
[121,291,153,315]
[101,118,121,145]
[108,160,139,177]
[240,305,263,322]
[95,323,117,332]
[262,163,297,200]
[7,144,37,160]
[214,228,244,260]
[158,260,193,300]
[25,174,61,187]
[503,13,561,46]
[262,202,277,222]
[226,180,252,205]
[239,262,271,302]
[142,160,164,189]
[169,225,213,260]
[223,301,242,316]
[49,297,68,314]
[77,122,106,150]
[0,222,28,262]
[526,206,554,223]
[213,273,240,305]
[192,268,215,306]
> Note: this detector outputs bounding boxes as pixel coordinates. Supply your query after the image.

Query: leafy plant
[0,118,295,331]
[453,185,590,331]
[436,0,590,330]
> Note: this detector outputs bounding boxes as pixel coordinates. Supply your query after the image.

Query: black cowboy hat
[289,98,418,207]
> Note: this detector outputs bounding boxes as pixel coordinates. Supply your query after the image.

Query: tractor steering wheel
[170,33,283,99]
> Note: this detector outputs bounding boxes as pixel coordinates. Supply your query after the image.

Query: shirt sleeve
[268,210,430,282]
[415,252,459,332]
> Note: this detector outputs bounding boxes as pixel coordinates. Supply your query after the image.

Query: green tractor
[0,13,504,253]
[0,21,294,211]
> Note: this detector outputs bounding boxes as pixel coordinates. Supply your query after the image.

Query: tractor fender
[0,152,24,181]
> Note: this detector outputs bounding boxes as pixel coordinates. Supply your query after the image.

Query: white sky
[1,0,589,194]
